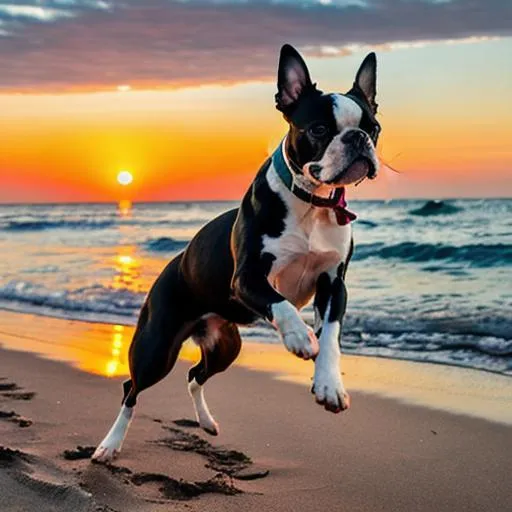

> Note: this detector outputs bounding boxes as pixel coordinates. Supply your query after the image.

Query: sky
[0,0,511,203]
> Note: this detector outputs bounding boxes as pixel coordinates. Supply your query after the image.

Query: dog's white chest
[263,209,352,309]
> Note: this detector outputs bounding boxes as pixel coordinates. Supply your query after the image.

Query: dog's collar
[271,140,357,225]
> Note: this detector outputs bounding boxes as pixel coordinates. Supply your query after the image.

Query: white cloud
[0,0,509,91]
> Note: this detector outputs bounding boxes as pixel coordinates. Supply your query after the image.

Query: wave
[2,279,510,339]
[339,332,511,375]
[409,200,461,216]
[141,237,189,252]
[0,280,144,320]
[354,242,512,267]
[1,216,219,233]
[2,219,116,232]
[356,219,378,228]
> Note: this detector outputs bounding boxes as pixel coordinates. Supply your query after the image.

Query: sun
[117,170,133,186]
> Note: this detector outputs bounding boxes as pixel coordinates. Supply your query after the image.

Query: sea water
[0,199,510,375]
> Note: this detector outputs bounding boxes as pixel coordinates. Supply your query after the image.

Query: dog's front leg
[231,194,319,360]
[232,266,319,360]
[312,270,350,413]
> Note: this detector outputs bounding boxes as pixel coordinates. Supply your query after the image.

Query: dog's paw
[199,416,220,436]
[312,372,350,413]
[273,302,319,360]
[282,323,319,360]
[91,443,120,463]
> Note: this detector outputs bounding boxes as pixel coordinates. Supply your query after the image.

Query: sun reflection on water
[105,324,128,377]
[112,247,143,293]
[118,199,132,218]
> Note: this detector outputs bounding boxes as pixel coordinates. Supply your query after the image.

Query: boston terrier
[92,44,380,462]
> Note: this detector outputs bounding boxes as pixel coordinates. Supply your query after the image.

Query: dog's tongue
[333,188,357,226]
[344,159,369,184]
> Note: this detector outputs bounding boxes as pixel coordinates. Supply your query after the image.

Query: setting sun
[117,170,133,186]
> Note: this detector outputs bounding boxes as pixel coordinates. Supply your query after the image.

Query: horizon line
[1,196,511,207]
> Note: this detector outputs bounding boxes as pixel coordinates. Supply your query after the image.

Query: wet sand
[0,310,511,511]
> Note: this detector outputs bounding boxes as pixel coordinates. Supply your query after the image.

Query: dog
[92,44,380,462]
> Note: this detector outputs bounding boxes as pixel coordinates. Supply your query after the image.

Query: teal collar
[272,139,302,190]
[271,140,357,225]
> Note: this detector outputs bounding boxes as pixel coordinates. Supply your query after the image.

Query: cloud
[0,0,510,92]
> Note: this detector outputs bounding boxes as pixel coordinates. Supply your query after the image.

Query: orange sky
[1,39,511,202]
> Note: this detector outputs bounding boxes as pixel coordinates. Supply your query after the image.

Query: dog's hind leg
[92,310,194,462]
[187,316,242,435]
[91,319,145,463]
[91,383,134,463]
[93,256,198,462]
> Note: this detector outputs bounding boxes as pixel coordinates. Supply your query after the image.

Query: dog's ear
[275,44,316,113]
[353,52,378,114]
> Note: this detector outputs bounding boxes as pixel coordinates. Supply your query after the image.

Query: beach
[1,311,511,512]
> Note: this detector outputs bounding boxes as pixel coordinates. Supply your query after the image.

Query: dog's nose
[341,130,365,146]
[308,163,322,179]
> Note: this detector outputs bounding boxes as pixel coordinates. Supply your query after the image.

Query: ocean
[0,199,510,375]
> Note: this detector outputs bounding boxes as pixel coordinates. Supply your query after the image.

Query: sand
[0,311,511,511]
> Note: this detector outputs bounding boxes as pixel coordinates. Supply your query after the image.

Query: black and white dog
[92,44,380,462]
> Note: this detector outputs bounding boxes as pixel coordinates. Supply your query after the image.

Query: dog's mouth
[306,157,376,187]
[330,157,374,185]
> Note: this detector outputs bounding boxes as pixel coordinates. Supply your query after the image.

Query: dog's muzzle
[307,129,377,185]
[308,157,377,185]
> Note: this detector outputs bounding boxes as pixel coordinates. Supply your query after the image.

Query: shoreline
[1,303,510,379]
[1,309,511,426]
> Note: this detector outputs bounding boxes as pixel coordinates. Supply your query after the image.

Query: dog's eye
[309,124,328,138]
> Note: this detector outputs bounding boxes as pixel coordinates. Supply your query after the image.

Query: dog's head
[275,44,380,187]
